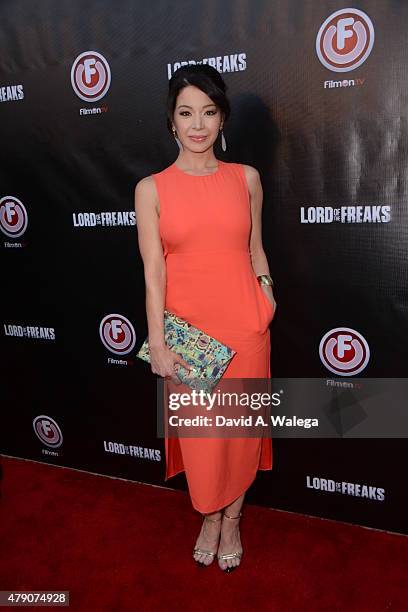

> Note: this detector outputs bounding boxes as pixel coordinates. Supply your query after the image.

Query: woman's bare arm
[134,176,191,380]
[134,176,167,349]
[243,164,277,309]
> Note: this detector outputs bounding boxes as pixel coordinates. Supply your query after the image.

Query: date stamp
[0,592,69,606]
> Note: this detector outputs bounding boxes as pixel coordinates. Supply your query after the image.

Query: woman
[134,64,277,573]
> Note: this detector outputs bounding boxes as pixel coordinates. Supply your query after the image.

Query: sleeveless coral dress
[151,160,275,514]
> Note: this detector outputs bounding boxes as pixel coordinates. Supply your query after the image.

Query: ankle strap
[203,514,222,522]
[223,511,242,519]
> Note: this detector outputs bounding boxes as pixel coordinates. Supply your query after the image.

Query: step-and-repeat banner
[1,1,407,535]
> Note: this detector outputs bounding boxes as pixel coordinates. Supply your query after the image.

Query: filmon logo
[99,314,136,358]
[71,51,111,114]
[33,415,63,456]
[319,327,370,376]
[316,8,374,88]
[0,196,28,241]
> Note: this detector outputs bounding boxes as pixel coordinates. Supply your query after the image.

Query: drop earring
[220,127,227,152]
[172,127,183,151]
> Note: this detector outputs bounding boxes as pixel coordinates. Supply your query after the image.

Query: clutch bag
[136,310,237,392]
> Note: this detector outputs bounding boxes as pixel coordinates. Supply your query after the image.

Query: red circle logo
[71,51,111,102]
[99,314,136,355]
[33,415,63,448]
[0,196,28,238]
[319,327,370,376]
[316,8,374,72]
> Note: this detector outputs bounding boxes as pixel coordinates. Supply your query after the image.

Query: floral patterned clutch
[136,310,237,392]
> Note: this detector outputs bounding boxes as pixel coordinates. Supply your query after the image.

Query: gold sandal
[193,514,222,567]
[217,511,243,573]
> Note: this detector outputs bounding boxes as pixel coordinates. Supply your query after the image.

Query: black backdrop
[1,1,407,535]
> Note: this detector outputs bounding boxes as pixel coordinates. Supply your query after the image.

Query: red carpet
[1,456,407,611]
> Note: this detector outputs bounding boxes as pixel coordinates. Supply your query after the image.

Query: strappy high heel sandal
[193,514,222,567]
[217,511,243,573]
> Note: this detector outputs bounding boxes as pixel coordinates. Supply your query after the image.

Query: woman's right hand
[149,344,193,385]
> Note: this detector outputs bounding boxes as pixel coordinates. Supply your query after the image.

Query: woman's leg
[217,492,245,570]
[193,509,223,566]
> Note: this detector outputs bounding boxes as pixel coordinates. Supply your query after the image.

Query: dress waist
[166,249,250,258]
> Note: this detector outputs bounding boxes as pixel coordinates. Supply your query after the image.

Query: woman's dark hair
[166,64,231,134]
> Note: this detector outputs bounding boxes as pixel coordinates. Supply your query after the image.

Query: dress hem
[164,461,273,514]
[190,468,270,514]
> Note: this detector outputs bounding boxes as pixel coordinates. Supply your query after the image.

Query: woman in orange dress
[134,65,277,572]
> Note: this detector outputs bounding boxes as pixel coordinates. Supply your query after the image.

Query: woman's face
[172,85,223,151]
